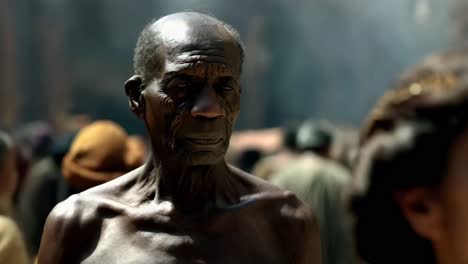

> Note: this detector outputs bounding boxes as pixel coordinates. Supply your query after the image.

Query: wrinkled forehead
[150,14,242,72]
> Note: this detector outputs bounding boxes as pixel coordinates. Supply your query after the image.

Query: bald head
[133,12,244,83]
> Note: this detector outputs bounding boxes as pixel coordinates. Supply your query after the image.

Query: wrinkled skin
[37,12,321,264]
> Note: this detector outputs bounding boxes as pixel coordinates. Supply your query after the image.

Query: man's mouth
[186,137,223,145]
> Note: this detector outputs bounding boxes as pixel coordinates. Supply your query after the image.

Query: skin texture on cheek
[222,90,240,149]
[168,101,190,151]
[225,92,240,124]
[142,84,178,154]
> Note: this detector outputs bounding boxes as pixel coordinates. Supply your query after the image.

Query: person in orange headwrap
[62,120,146,191]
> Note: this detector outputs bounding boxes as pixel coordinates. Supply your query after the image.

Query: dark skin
[38,12,321,264]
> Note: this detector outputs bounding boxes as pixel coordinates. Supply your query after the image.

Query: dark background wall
[1,0,465,133]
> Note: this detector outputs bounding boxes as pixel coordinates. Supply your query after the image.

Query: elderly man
[38,12,321,264]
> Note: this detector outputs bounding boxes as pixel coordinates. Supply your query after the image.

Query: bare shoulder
[37,168,146,263]
[43,193,101,227]
[229,164,318,224]
[37,186,131,263]
[229,165,321,263]
[259,191,322,264]
[229,164,316,219]
[37,194,99,264]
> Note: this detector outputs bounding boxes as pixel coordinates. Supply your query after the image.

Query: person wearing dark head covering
[0,131,29,264]
[295,121,333,156]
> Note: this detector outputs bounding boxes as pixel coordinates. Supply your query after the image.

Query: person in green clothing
[271,121,354,264]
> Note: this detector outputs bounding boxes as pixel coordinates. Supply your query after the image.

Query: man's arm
[37,195,88,264]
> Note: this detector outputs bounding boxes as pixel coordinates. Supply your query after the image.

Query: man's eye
[176,82,189,89]
[222,85,234,91]
[218,84,234,92]
[166,81,191,100]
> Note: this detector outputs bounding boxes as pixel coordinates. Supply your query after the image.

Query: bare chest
[80,215,287,264]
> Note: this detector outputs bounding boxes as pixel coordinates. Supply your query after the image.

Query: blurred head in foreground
[353,49,468,264]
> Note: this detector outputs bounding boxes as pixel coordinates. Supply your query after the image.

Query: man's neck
[139,155,240,213]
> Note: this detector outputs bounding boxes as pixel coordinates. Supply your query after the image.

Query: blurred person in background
[352,49,468,264]
[251,125,303,180]
[12,122,54,200]
[226,128,283,173]
[252,120,357,181]
[17,120,146,257]
[270,120,354,264]
[0,131,30,264]
[293,120,358,169]
[17,131,77,257]
[12,116,92,203]
[61,120,146,190]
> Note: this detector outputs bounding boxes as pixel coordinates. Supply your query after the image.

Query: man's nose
[191,86,225,119]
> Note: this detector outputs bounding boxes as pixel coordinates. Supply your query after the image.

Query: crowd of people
[3,11,468,264]
[0,120,147,263]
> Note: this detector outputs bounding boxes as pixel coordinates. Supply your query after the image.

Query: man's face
[141,27,242,166]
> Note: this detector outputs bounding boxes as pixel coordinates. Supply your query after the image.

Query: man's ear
[125,75,145,119]
[394,188,442,242]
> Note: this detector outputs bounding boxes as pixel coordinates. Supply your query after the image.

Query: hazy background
[2,0,467,133]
